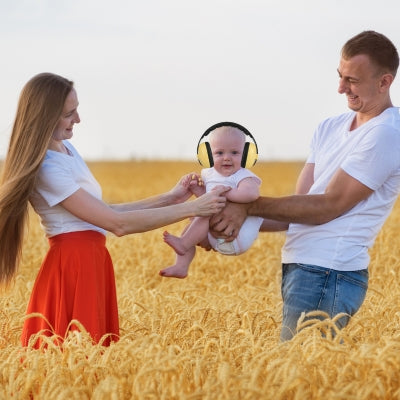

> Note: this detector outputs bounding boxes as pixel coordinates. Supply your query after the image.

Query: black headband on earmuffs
[196,121,258,168]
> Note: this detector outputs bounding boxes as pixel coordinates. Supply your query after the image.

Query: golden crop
[1,161,400,399]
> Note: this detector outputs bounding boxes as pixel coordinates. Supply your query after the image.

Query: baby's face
[209,127,245,177]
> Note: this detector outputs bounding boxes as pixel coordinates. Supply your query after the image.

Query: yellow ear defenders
[197,122,258,168]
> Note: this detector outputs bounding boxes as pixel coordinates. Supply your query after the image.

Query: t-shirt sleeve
[341,126,400,190]
[201,168,212,182]
[36,157,80,207]
[306,127,318,164]
[234,169,262,186]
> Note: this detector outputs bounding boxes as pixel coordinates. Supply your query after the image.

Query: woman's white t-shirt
[30,140,106,237]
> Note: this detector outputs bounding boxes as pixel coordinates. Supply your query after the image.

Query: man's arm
[210,164,373,237]
[248,167,373,225]
[210,162,315,236]
[256,163,315,232]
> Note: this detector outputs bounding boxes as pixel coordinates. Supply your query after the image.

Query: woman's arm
[61,185,229,237]
[110,173,204,212]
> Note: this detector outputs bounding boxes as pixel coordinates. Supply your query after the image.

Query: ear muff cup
[197,122,258,168]
[197,141,214,167]
[242,142,258,168]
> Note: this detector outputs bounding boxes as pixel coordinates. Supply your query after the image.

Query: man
[211,31,400,340]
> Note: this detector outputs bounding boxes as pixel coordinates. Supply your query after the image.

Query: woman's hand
[193,185,230,217]
[209,201,249,241]
[168,173,204,204]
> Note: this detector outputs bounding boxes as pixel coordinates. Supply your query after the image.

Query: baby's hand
[189,173,206,197]
[169,173,200,203]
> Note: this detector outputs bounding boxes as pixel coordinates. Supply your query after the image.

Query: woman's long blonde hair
[0,73,74,284]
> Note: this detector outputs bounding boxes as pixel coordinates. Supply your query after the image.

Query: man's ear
[380,73,394,91]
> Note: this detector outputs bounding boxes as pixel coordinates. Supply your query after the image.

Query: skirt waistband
[49,230,106,245]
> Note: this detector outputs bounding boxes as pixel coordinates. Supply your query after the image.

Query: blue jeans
[280,263,368,341]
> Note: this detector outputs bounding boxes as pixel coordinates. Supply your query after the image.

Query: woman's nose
[74,111,81,124]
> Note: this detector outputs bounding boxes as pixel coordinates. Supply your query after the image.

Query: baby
[160,125,263,278]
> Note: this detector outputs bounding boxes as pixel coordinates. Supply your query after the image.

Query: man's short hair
[342,31,399,77]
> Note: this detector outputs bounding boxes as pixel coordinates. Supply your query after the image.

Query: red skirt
[21,230,119,348]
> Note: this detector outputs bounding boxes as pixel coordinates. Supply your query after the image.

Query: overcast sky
[1,0,399,161]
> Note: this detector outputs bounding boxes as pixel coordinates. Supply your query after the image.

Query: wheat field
[1,161,400,399]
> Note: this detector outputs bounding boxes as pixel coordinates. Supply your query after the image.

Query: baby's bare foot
[159,265,188,279]
[163,231,187,255]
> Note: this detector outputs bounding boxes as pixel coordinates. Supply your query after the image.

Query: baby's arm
[225,177,260,203]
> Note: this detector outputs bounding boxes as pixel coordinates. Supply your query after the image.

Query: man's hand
[209,201,248,242]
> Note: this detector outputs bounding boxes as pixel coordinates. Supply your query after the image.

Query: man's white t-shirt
[30,140,106,237]
[282,107,400,271]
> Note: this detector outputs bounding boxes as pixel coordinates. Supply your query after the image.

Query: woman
[0,72,228,347]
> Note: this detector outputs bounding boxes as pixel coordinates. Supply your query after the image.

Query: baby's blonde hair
[208,126,246,146]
